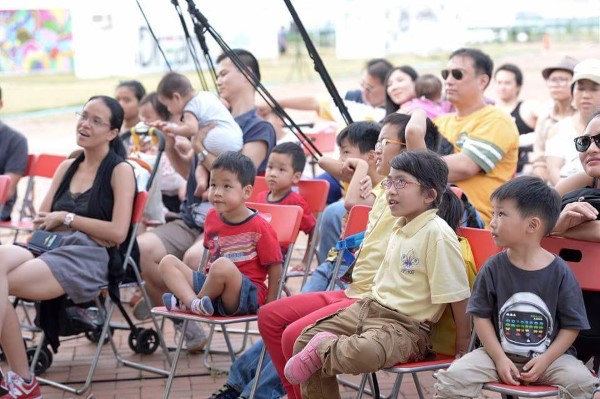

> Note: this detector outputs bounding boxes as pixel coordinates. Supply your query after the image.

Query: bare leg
[158,255,197,307]
[1,250,64,379]
[0,246,36,335]
[197,258,243,315]
[182,241,205,271]
[138,232,169,306]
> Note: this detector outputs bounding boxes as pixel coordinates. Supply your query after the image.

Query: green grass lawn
[0,40,592,115]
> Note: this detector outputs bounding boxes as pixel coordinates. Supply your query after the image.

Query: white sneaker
[173,320,207,353]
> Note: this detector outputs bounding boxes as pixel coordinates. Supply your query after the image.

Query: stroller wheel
[84,327,113,345]
[26,346,53,375]
[128,328,160,354]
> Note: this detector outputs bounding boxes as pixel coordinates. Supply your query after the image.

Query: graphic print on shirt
[205,231,261,267]
[400,249,419,275]
[498,292,553,358]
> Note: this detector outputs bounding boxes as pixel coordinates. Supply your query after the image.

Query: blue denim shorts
[192,271,259,316]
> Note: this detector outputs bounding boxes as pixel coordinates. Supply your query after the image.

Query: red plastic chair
[457,227,502,271]
[152,203,303,397]
[0,154,66,241]
[328,204,371,291]
[299,123,337,177]
[247,175,269,202]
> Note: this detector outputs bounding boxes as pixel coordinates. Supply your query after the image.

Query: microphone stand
[182,0,322,158]
[185,1,219,93]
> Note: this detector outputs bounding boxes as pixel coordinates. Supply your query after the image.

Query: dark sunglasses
[574,133,600,152]
[441,69,464,80]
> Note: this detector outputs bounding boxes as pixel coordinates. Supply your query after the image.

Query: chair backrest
[31,154,67,178]
[131,191,149,224]
[246,202,303,249]
[0,175,11,205]
[296,179,330,214]
[248,177,330,215]
[343,205,371,238]
[457,227,501,271]
[541,236,600,292]
[23,154,37,177]
[248,176,269,202]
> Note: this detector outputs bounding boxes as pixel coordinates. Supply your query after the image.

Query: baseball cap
[572,59,600,85]
[541,56,578,80]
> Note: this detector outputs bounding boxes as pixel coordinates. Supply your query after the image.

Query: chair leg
[247,344,268,399]
[411,373,426,399]
[163,319,188,399]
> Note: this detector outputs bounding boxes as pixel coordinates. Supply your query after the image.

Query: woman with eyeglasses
[531,57,578,181]
[544,59,600,186]
[0,96,136,397]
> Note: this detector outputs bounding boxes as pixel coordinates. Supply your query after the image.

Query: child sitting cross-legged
[284,150,471,398]
[435,176,600,399]
[159,151,282,317]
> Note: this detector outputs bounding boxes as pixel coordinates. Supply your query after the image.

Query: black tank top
[52,188,92,216]
[510,101,534,135]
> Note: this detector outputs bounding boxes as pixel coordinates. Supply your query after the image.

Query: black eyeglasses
[441,69,464,80]
[574,133,600,152]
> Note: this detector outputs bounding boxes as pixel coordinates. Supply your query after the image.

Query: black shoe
[209,384,240,399]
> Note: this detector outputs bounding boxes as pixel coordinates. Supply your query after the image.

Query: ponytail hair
[437,186,464,232]
[87,95,126,157]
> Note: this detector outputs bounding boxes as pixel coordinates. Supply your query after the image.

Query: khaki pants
[293,297,431,399]
[435,347,599,399]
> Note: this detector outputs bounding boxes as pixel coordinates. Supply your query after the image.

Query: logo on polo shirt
[400,249,419,274]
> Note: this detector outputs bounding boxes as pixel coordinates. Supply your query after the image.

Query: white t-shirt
[545,117,583,178]
[184,92,243,154]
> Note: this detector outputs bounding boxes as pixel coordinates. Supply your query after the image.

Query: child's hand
[340,159,358,182]
[496,356,521,385]
[520,354,551,383]
[359,176,372,199]
[291,262,306,272]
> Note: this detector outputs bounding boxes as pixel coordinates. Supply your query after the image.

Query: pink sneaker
[1,371,42,399]
[284,332,337,385]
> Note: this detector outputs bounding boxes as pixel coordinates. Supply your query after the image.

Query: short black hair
[495,63,523,87]
[381,113,440,151]
[390,150,448,208]
[211,151,256,187]
[336,121,381,153]
[366,58,394,85]
[217,49,261,82]
[157,72,194,99]
[491,176,561,236]
[271,142,306,173]
[450,48,494,87]
[116,80,146,101]
[140,92,171,121]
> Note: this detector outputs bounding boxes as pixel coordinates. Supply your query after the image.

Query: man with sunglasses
[433,48,519,226]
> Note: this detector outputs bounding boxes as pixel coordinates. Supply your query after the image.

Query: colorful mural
[0,9,73,73]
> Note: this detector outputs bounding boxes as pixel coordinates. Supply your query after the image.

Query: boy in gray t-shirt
[435,176,599,399]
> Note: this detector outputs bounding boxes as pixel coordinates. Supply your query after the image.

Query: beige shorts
[150,219,203,259]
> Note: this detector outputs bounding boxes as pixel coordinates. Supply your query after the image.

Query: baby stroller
[15,126,171,395]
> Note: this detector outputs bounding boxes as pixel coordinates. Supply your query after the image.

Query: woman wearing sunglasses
[553,111,600,240]
[545,59,600,186]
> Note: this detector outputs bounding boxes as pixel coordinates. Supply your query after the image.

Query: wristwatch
[197,148,209,162]
[64,213,75,228]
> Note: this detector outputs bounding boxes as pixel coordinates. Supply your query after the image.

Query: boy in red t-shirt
[159,152,282,316]
[255,142,316,260]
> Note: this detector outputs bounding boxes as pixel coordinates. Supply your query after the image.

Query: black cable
[282,0,353,126]
[182,1,322,158]
[185,1,219,93]
[170,0,208,91]
[136,0,172,71]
